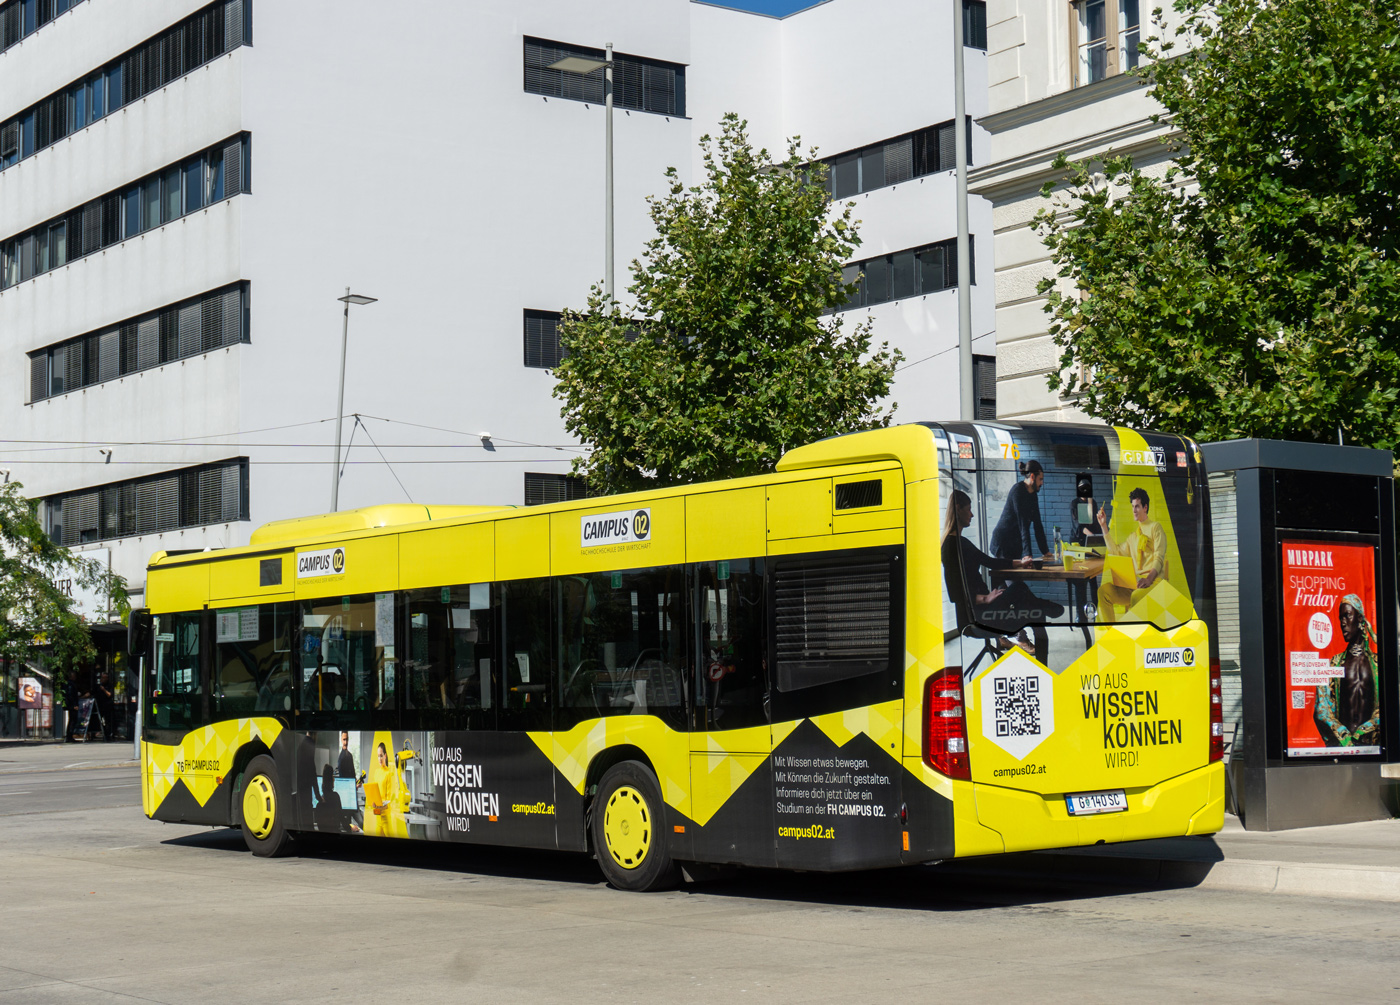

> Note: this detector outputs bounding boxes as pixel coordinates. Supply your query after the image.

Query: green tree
[553,114,902,495]
[1,480,129,696]
[1035,0,1400,448]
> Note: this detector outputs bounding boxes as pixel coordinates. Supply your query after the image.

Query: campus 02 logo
[297,547,347,579]
[581,508,652,549]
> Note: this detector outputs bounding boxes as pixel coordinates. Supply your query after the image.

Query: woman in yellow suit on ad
[1096,486,1167,622]
[363,735,409,838]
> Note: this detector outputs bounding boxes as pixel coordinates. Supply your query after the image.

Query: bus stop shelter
[1203,438,1397,830]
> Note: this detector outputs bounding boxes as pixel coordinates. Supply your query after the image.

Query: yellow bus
[134,422,1223,890]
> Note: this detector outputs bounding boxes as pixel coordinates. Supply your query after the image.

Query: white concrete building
[971,0,1183,420]
[0,0,992,606]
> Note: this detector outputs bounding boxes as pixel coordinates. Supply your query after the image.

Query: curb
[945,850,1400,903]
[0,739,66,748]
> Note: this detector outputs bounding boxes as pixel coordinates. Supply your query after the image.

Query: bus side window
[500,579,552,719]
[402,585,497,730]
[555,566,687,730]
[297,596,381,729]
[214,603,294,718]
[697,559,767,731]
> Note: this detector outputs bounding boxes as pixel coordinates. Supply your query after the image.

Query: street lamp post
[547,45,614,301]
[332,288,377,512]
[953,0,974,421]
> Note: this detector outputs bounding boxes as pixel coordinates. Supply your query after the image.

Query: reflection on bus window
[214,603,294,717]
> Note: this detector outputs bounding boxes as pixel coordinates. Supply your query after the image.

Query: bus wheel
[239,755,294,857]
[591,761,678,892]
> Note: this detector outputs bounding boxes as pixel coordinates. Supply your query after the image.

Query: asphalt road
[2,748,1399,1004]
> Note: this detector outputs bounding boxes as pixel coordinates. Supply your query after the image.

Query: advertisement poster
[18,677,43,709]
[1282,540,1381,757]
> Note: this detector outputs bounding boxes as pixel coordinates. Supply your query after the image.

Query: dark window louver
[774,556,893,692]
[962,0,988,49]
[1,0,248,171]
[3,134,250,294]
[523,37,685,118]
[524,472,588,506]
[835,480,883,511]
[523,309,565,369]
[44,458,248,546]
[833,235,974,313]
[27,284,248,402]
[973,354,997,420]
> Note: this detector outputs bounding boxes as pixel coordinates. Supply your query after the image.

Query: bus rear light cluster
[1209,660,1224,762]
[924,667,970,780]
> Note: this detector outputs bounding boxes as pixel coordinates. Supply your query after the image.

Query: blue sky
[705,0,824,16]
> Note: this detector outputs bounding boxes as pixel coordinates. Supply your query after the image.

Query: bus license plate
[1065,790,1127,816]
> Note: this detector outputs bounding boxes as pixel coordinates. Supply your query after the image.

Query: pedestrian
[64,670,80,743]
[95,671,117,742]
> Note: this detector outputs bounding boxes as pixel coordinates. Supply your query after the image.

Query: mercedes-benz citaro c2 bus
[133,422,1222,891]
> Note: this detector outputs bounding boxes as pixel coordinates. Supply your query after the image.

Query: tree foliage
[1035,0,1400,448]
[0,480,129,688]
[553,114,902,495]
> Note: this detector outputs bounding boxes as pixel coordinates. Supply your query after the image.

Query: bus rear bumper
[957,761,1225,857]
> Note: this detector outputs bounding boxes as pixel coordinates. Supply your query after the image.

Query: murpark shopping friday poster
[1281,540,1381,757]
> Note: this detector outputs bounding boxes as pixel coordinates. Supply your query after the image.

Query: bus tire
[239,755,294,858]
[591,761,678,892]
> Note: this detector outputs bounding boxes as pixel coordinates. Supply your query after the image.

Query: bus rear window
[932,423,1207,663]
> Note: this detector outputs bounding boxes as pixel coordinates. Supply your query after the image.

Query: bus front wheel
[239,755,294,857]
[591,761,678,892]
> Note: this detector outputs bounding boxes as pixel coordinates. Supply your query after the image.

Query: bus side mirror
[128,610,152,657]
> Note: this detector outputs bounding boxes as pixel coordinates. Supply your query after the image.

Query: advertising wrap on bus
[137,422,1222,890]
[931,422,1217,844]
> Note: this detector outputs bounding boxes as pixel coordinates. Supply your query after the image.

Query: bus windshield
[931,421,1208,669]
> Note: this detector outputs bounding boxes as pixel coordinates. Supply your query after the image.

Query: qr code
[1292,690,1307,709]
[994,675,1041,737]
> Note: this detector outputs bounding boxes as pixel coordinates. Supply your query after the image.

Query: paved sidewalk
[947,812,1400,902]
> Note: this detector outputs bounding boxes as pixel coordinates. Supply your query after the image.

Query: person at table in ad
[1315,594,1381,749]
[1096,487,1166,622]
[990,459,1054,567]
[942,489,1048,663]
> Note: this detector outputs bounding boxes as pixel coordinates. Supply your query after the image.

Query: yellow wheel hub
[243,773,276,840]
[603,784,651,870]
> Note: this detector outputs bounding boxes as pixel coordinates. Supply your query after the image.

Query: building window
[972,354,997,419]
[818,118,972,201]
[44,458,248,546]
[524,473,587,506]
[523,37,686,118]
[1072,0,1139,86]
[523,309,565,369]
[0,0,249,172]
[835,236,974,312]
[963,0,988,49]
[0,0,86,54]
[0,134,250,293]
[28,283,248,403]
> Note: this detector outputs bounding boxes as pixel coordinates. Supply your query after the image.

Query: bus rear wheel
[591,761,678,892]
[239,755,294,857]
